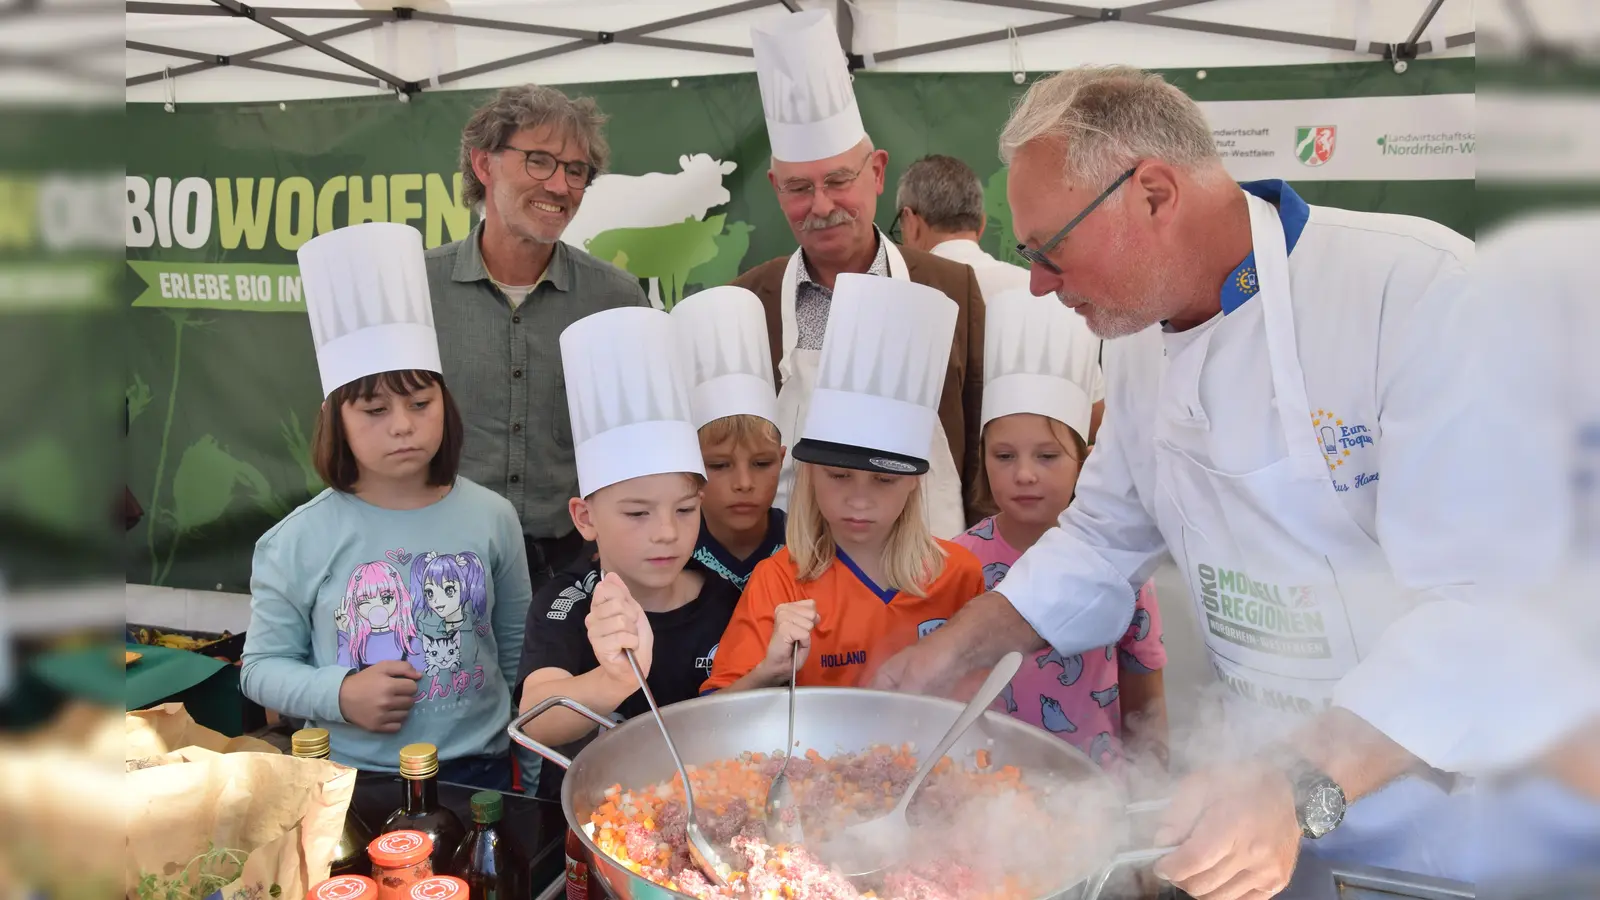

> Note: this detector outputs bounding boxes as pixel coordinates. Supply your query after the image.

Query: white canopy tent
[124,0,1476,105]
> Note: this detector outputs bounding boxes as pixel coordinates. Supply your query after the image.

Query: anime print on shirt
[954,516,1166,772]
[335,548,491,705]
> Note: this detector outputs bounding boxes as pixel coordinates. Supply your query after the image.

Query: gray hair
[458,84,611,207]
[895,155,985,234]
[999,65,1220,186]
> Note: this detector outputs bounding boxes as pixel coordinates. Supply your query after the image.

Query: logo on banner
[1295,126,1337,167]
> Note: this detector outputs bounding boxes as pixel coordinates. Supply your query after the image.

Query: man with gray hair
[873,65,1538,895]
[426,85,646,591]
[894,153,1103,440]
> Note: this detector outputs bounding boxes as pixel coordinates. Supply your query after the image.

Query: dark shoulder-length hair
[311,369,464,493]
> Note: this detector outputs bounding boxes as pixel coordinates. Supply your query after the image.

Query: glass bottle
[451,792,520,900]
[382,743,467,877]
[563,829,589,900]
[292,728,374,877]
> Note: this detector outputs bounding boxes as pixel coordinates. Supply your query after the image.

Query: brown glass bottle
[382,743,467,877]
[291,728,374,877]
[451,792,522,900]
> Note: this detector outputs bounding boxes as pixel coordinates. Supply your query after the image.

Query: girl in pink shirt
[957,292,1167,775]
[954,412,1168,774]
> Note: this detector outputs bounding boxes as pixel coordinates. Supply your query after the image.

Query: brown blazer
[731,245,987,525]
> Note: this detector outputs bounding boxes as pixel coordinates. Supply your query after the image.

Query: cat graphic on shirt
[410,550,490,701]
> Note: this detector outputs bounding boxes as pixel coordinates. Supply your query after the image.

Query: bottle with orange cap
[382,744,466,876]
[292,727,373,877]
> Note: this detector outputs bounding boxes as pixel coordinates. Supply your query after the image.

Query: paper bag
[125,709,356,900]
[126,702,279,760]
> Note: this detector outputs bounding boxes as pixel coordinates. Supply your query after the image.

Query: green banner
[127,260,305,311]
[124,61,1475,592]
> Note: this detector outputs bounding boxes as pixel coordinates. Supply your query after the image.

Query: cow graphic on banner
[1295,125,1337,167]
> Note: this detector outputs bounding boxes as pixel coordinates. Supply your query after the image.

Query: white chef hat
[751,9,866,164]
[560,306,706,498]
[982,289,1094,440]
[795,274,957,475]
[297,222,441,398]
[670,286,779,431]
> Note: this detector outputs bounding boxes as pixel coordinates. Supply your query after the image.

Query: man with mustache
[426,85,647,593]
[731,10,985,539]
[870,65,1547,897]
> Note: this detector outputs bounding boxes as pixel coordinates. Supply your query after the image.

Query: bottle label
[564,856,588,900]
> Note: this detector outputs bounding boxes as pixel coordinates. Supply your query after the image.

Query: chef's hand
[870,630,965,697]
[756,600,818,684]
[338,660,423,733]
[1152,759,1302,900]
[587,573,653,687]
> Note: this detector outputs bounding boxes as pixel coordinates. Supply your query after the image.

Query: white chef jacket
[997,183,1565,873]
[932,238,1105,407]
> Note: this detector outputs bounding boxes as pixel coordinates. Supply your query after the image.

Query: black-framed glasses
[1015,166,1137,274]
[888,207,906,243]
[503,146,598,190]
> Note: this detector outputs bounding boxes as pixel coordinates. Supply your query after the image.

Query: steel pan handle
[1078,845,1177,900]
[507,695,618,770]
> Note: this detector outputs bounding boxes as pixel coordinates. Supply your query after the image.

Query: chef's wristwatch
[1273,750,1347,839]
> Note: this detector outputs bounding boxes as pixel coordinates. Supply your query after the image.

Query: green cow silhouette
[587,214,727,310]
[983,168,1026,267]
[685,220,755,292]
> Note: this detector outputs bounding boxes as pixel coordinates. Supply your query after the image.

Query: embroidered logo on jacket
[1312,408,1378,492]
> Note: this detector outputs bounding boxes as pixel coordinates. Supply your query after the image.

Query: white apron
[1151,193,1465,879]
[773,242,966,540]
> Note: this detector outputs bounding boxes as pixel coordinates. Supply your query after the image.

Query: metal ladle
[826,651,1025,879]
[762,642,806,847]
[623,647,732,888]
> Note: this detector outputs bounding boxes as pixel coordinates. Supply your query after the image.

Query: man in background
[425,85,647,592]
[733,11,985,537]
[895,154,1102,440]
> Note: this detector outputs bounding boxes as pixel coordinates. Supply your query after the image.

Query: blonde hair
[970,415,1089,518]
[787,463,946,596]
[999,65,1222,187]
[697,414,782,453]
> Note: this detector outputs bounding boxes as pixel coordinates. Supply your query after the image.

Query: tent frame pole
[126,0,1477,92]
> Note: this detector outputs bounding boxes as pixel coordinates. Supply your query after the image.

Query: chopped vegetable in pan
[587,744,1057,900]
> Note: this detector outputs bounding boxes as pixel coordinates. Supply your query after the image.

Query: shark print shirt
[692,508,787,592]
[240,479,533,774]
[954,516,1166,773]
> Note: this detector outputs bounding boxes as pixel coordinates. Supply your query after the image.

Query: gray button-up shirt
[794,229,891,350]
[425,222,649,539]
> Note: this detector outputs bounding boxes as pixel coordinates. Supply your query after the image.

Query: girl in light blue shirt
[240,222,532,791]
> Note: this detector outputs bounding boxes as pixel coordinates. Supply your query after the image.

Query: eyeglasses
[503,146,598,190]
[888,207,906,243]
[775,151,875,200]
[1015,167,1137,274]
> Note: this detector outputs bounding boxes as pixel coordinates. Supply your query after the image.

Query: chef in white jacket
[872,65,1554,897]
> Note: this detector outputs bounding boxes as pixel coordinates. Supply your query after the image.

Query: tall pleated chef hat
[670,286,779,430]
[560,306,706,498]
[297,222,441,398]
[750,9,866,163]
[983,289,1094,441]
[795,274,958,475]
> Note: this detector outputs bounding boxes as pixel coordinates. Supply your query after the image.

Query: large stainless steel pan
[509,687,1168,900]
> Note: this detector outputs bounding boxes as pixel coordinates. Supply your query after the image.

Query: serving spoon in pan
[824,651,1026,880]
[624,647,733,888]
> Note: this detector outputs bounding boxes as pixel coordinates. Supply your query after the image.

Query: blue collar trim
[1220,180,1310,316]
[835,548,897,605]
